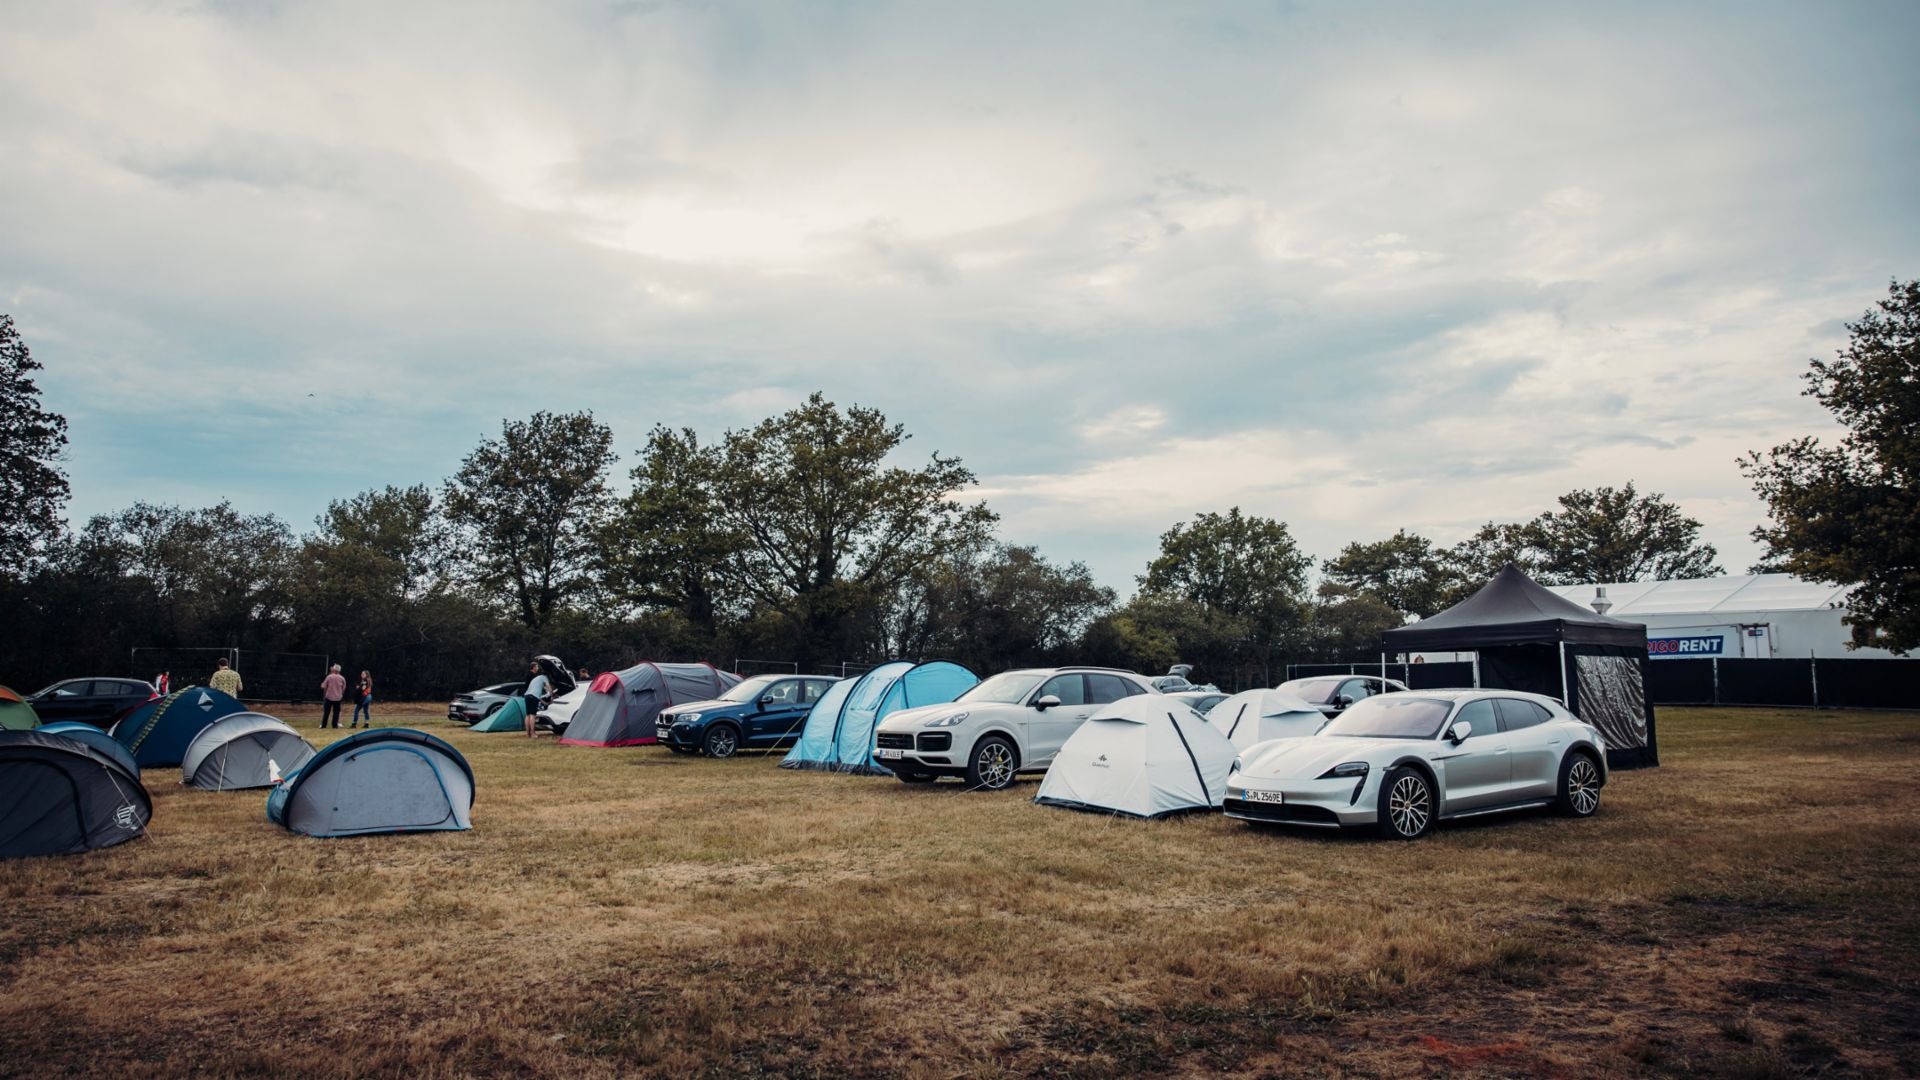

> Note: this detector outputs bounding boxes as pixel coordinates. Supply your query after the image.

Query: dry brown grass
[2,705,1916,1078]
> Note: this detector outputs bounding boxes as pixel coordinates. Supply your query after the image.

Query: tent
[781,660,979,775]
[0,730,152,858]
[469,695,527,732]
[267,728,473,837]
[0,686,39,730]
[1206,688,1326,752]
[112,686,246,769]
[557,663,741,747]
[1034,696,1238,818]
[1381,563,1658,768]
[181,712,316,791]
[37,721,141,777]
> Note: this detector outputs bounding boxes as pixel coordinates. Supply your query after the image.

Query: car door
[749,679,807,745]
[1024,674,1091,768]
[1435,699,1512,813]
[34,680,88,723]
[1495,698,1565,799]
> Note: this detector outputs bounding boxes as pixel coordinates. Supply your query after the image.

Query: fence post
[1711,657,1719,705]
[1810,657,1819,708]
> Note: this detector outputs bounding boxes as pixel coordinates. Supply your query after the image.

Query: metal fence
[130,647,331,702]
[130,647,236,690]
[1284,662,1477,690]
[734,658,799,676]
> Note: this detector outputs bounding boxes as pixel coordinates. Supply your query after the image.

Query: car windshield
[1319,696,1454,739]
[960,670,1046,704]
[1280,678,1343,704]
[719,675,783,702]
[30,681,71,698]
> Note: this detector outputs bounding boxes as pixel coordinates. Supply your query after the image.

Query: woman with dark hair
[351,670,374,728]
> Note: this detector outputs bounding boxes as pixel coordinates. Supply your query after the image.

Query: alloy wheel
[1568,758,1600,815]
[975,742,1014,789]
[708,729,737,757]
[1388,774,1430,837]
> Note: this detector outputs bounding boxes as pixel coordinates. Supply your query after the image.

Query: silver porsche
[1223,689,1608,839]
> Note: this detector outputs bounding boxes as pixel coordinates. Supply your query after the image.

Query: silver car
[1223,689,1607,840]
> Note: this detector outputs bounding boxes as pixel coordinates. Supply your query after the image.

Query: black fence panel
[1716,659,1817,707]
[1814,659,1917,709]
[1647,660,1716,705]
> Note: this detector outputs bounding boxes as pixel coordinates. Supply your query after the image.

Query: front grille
[875,733,914,750]
[1223,798,1341,825]
[915,732,952,752]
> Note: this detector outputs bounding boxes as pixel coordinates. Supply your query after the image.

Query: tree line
[0,281,1910,697]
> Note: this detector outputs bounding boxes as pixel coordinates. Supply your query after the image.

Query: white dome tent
[1205,688,1326,752]
[1034,695,1237,819]
[180,712,316,791]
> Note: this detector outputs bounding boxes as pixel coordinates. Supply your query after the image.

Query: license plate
[1243,789,1285,804]
[877,748,904,760]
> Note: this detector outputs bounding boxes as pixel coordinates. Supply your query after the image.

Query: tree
[1438,521,1542,596]
[698,393,997,666]
[1526,483,1722,584]
[442,412,617,632]
[886,543,1114,672]
[1322,530,1451,618]
[1138,508,1313,682]
[600,426,745,639]
[1305,590,1403,662]
[75,501,297,646]
[1743,278,1920,653]
[0,315,70,581]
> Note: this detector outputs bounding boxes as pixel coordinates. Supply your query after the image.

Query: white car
[535,684,587,734]
[872,667,1158,790]
[1223,689,1608,840]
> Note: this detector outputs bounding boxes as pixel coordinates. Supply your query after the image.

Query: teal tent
[469,695,527,732]
[781,660,978,775]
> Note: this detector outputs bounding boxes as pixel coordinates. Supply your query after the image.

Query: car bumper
[872,729,960,772]
[1222,775,1379,828]
[448,705,482,721]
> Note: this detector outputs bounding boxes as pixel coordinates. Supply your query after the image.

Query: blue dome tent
[112,686,246,769]
[267,728,473,838]
[780,660,978,775]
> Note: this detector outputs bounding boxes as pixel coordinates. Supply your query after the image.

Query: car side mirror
[758,694,777,708]
[1034,694,1061,711]
[1447,720,1471,744]
[1333,695,1353,708]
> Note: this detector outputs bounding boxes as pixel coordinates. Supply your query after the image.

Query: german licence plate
[1243,790,1285,804]
[877,748,904,760]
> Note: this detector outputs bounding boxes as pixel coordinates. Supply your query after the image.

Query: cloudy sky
[3,1,1915,591]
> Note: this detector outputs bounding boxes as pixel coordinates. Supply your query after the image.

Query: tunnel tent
[113,686,247,769]
[266,727,473,837]
[0,686,39,730]
[0,730,152,858]
[1035,695,1237,818]
[469,694,527,732]
[36,721,140,777]
[780,660,980,775]
[1381,563,1658,769]
[1205,688,1326,752]
[556,662,741,747]
[181,712,316,791]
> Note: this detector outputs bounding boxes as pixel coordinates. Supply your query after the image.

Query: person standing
[523,660,550,739]
[319,665,346,729]
[210,658,243,699]
[352,670,374,728]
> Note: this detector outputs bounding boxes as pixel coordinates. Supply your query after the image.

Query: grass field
[2,706,1916,1078]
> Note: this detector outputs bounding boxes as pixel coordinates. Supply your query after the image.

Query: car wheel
[1555,752,1603,818]
[965,736,1018,791]
[894,767,935,784]
[1377,766,1435,840]
[483,701,503,718]
[703,724,740,759]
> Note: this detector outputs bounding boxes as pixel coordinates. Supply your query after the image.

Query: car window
[1495,698,1553,731]
[1453,700,1500,739]
[1320,696,1454,739]
[1036,674,1087,706]
[1279,679,1341,704]
[1338,679,1375,704]
[53,682,87,697]
[764,680,800,705]
[1085,674,1138,705]
[800,680,833,705]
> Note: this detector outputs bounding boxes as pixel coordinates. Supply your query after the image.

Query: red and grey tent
[556,662,741,747]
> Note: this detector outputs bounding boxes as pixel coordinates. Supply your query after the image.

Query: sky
[2,1,1916,593]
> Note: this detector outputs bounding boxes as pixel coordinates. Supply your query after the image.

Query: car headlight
[1317,762,1369,779]
[680,712,700,723]
[926,712,969,727]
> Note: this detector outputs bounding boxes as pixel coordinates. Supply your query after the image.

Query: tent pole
[1558,639,1570,707]
[1471,653,1480,688]
[1380,652,1387,683]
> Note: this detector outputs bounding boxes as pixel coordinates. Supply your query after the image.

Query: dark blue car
[655,674,841,758]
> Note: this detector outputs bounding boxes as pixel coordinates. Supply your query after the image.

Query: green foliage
[1306,591,1403,661]
[599,426,744,638]
[887,543,1114,672]
[441,411,617,631]
[1744,279,1920,653]
[73,501,297,646]
[0,315,70,582]
[1321,530,1452,618]
[1134,508,1313,684]
[1525,483,1722,584]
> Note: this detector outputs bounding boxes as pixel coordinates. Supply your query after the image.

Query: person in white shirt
[523,661,551,738]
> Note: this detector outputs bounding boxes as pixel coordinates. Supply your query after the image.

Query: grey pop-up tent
[557,662,741,747]
[180,712,316,790]
[0,730,152,858]
[267,728,473,837]
[1381,563,1657,768]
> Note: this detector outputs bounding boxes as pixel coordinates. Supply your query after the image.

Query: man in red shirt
[319,665,347,729]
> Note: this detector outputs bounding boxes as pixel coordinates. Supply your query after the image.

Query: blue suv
[656,674,841,758]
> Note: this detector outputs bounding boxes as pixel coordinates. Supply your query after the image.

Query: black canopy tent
[1381,564,1658,768]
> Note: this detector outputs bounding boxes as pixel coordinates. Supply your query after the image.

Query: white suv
[873,667,1158,790]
